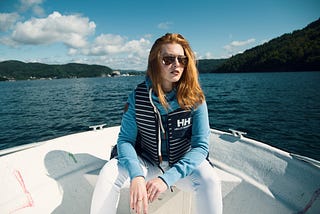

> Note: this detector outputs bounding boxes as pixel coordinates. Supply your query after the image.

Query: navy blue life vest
[135,82,192,166]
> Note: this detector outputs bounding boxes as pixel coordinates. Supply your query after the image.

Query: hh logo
[177,118,191,128]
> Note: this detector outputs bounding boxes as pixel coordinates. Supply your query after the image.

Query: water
[0,72,319,161]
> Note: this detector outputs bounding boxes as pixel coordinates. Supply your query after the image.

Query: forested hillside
[0,61,113,80]
[214,18,320,72]
[197,59,227,73]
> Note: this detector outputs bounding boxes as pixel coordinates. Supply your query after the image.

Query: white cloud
[0,36,18,46]
[20,0,44,7]
[143,34,153,39]
[9,11,95,48]
[65,34,152,70]
[260,39,269,44]
[68,48,78,55]
[123,38,150,57]
[224,38,255,50]
[204,52,213,59]
[19,0,45,16]
[99,55,146,70]
[157,22,173,29]
[234,38,255,46]
[32,4,45,16]
[0,5,152,70]
[195,51,216,60]
[85,34,126,55]
[0,13,20,32]
[0,10,151,70]
[223,38,256,56]
[71,54,147,70]
[81,34,150,57]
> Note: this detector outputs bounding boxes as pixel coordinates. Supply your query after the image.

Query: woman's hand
[130,176,148,214]
[146,178,168,203]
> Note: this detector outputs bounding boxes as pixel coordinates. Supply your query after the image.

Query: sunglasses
[162,55,188,66]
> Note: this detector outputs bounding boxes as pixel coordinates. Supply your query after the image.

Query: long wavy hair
[147,33,205,110]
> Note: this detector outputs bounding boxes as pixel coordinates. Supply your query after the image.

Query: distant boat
[111,71,121,77]
[0,125,319,214]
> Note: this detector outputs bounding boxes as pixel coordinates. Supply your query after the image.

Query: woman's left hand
[146,178,168,203]
[130,176,148,214]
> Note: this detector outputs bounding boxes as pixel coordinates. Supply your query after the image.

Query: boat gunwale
[210,129,320,168]
[1,126,319,168]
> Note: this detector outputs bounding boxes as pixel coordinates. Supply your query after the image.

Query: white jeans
[90,158,222,214]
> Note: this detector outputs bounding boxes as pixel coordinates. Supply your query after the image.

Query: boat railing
[228,129,247,138]
[89,124,106,131]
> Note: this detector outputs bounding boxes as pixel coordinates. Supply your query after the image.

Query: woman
[91,33,222,214]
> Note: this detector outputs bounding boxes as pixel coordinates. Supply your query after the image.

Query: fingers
[129,177,167,213]
[146,183,156,202]
[130,177,148,214]
[146,178,168,203]
[147,188,160,203]
[143,197,148,214]
[132,198,148,214]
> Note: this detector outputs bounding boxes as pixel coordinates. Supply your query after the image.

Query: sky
[0,0,319,70]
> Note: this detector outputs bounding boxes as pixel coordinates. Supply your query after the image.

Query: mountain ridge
[0,60,113,81]
[213,18,320,72]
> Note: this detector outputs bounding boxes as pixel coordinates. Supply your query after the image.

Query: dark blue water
[1,72,319,161]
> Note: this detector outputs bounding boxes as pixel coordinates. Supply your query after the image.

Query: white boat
[0,125,319,214]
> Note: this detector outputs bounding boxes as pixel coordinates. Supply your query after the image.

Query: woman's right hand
[130,176,148,214]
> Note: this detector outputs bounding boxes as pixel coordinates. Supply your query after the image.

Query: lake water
[0,72,319,161]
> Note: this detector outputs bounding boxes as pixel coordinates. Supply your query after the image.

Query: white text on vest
[177,118,191,128]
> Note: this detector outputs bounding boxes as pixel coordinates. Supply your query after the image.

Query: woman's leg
[176,160,223,214]
[90,157,161,214]
[90,159,130,214]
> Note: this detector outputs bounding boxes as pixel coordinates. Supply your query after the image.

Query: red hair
[147,33,205,110]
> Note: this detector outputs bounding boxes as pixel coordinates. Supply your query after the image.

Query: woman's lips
[171,70,179,75]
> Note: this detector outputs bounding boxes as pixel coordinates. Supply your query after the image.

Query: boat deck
[0,126,319,214]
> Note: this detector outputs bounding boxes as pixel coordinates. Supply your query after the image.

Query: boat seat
[85,166,242,214]
[216,167,242,198]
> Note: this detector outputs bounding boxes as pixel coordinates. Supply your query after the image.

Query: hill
[214,18,320,72]
[0,61,113,81]
[197,58,227,73]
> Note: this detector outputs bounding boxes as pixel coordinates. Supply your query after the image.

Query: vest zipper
[165,115,170,166]
[149,89,165,164]
[136,83,193,168]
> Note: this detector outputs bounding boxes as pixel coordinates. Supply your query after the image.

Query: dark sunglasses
[162,55,188,66]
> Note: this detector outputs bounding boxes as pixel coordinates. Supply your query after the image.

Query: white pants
[90,158,222,214]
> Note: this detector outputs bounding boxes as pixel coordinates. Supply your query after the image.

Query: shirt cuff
[127,161,144,180]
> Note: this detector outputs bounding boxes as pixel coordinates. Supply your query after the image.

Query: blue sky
[0,0,319,70]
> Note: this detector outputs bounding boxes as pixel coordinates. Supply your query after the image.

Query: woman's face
[159,43,187,92]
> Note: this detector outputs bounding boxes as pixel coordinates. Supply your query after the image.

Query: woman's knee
[99,159,118,176]
[194,160,221,187]
[99,159,128,183]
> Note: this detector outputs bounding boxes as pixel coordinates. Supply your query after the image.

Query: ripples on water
[0,72,319,161]
[0,77,143,149]
[201,72,320,161]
